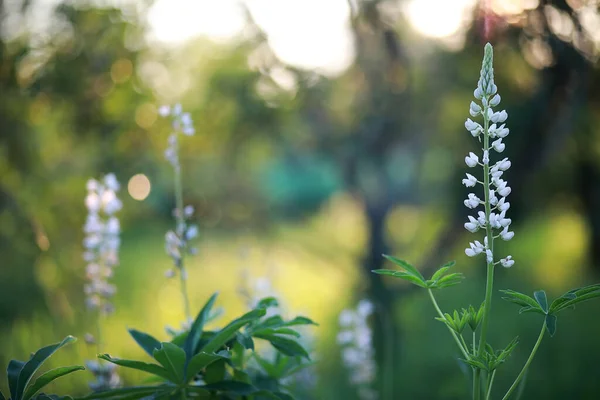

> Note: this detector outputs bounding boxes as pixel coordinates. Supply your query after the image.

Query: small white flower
[496,124,509,138]
[465,152,479,168]
[339,310,355,327]
[486,108,494,120]
[357,299,374,317]
[491,138,505,153]
[464,193,481,209]
[469,101,482,117]
[496,110,508,123]
[165,269,176,278]
[465,241,485,257]
[465,118,479,131]
[185,225,198,240]
[497,197,510,212]
[500,256,514,268]
[482,150,489,165]
[489,189,498,206]
[464,216,479,232]
[497,185,511,198]
[173,103,182,115]
[489,94,501,107]
[462,173,478,187]
[474,87,483,99]
[104,173,120,191]
[500,227,514,241]
[496,158,511,171]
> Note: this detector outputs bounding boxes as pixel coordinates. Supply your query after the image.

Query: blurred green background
[2,0,600,398]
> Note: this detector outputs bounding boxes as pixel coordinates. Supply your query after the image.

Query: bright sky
[147,0,478,75]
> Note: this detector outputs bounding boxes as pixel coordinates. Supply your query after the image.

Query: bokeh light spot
[135,103,157,129]
[111,58,133,84]
[128,174,151,201]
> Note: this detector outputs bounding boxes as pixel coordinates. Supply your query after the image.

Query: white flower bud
[474,87,483,99]
[464,216,480,232]
[496,158,511,171]
[482,150,489,165]
[492,138,505,153]
[500,227,514,241]
[158,105,171,117]
[497,186,511,197]
[470,102,482,117]
[464,193,481,209]
[489,94,501,107]
[462,173,478,187]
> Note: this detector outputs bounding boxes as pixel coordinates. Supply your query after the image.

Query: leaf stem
[485,370,496,400]
[427,289,469,359]
[501,324,545,400]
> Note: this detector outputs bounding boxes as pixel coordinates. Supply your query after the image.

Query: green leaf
[283,316,318,327]
[253,328,301,338]
[186,353,229,382]
[184,292,219,359]
[254,334,310,359]
[545,314,557,337]
[252,354,278,377]
[235,332,254,350]
[382,255,425,280]
[500,290,545,313]
[434,273,465,289]
[550,284,600,314]
[8,360,25,400]
[16,336,77,400]
[128,329,162,358]
[201,309,266,354]
[371,270,427,288]
[22,366,84,400]
[533,290,548,313]
[431,261,456,282]
[204,360,226,384]
[76,385,173,399]
[152,343,186,384]
[98,354,174,382]
[257,297,279,309]
[200,381,257,395]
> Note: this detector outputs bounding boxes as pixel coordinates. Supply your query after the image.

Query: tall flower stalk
[83,173,122,390]
[462,43,513,399]
[159,104,198,324]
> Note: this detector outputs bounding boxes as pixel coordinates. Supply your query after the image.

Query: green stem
[475,102,494,400]
[502,324,545,400]
[485,370,496,400]
[174,158,191,321]
[96,309,104,355]
[427,289,469,359]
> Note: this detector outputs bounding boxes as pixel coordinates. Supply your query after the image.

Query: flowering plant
[373,43,600,400]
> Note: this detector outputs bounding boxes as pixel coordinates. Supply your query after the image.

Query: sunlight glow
[405,0,477,38]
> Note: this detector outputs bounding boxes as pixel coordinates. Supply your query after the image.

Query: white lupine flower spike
[463,43,514,269]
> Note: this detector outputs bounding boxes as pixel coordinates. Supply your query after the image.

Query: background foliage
[1,0,600,398]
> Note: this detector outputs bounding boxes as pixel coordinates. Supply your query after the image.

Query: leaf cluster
[373,256,464,290]
[501,284,600,337]
[463,337,519,373]
[79,293,316,400]
[1,336,85,400]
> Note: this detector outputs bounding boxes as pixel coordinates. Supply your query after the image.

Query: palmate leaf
[533,290,548,313]
[22,366,85,400]
[434,273,465,289]
[500,290,545,315]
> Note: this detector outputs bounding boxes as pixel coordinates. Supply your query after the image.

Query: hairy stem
[428,289,469,359]
[502,324,545,400]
